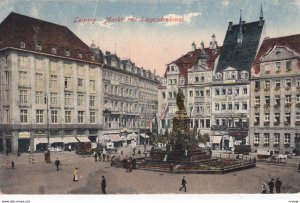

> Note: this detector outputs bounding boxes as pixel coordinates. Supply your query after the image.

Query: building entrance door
[18,139,30,153]
[295,137,300,156]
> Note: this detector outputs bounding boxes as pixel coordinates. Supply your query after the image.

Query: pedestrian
[268,178,275,193]
[68,145,72,152]
[5,147,8,156]
[138,149,141,157]
[179,176,187,192]
[133,147,136,156]
[275,178,282,193]
[107,154,110,161]
[102,153,106,161]
[55,158,60,171]
[262,183,267,194]
[121,150,123,155]
[11,161,14,169]
[101,176,106,194]
[298,164,300,173]
[94,152,98,161]
[98,152,102,161]
[73,167,79,182]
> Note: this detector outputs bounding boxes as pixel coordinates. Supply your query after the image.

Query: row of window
[20,109,96,124]
[255,95,300,105]
[215,119,248,128]
[20,42,95,61]
[19,90,96,107]
[215,86,248,96]
[255,112,300,123]
[161,119,211,129]
[255,78,300,89]
[104,84,138,98]
[253,133,299,144]
[215,102,247,111]
[264,61,292,73]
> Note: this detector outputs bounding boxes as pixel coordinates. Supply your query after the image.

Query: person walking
[101,176,106,194]
[179,176,187,192]
[298,164,300,173]
[261,183,267,194]
[54,158,60,171]
[275,178,282,193]
[68,145,72,152]
[268,178,275,193]
[73,167,79,182]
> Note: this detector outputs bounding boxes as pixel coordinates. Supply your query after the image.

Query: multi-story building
[0,12,103,153]
[250,34,300,154]
[101,51,160,145]
[158,34,221,138]
[211,10,265,149]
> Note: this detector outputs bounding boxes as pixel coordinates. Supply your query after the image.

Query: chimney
[228,22,233,30]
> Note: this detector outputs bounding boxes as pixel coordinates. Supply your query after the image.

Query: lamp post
[45,93,50,149]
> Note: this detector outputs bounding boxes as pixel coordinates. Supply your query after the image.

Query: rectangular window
[65,77,71,88]
[275,113,280,122]
[35,44,42,51]
[234,102,239,110]
[296,112,300,121]
[285,95,291,103]
[284,133,290,144]
[195,77,199,82]
[264,133,270,144]
[189,90,193,97]
[285,113,291,123]
[65,50,70,56]
[77,94,84,106]
[89,95,95,107]
[200,119,205,128]
[234,88,239,95]
[195,91,200,97]
[206,90,210,96]
[215,89,220,95]
[264,113,270,121]
[227,88,232,95]
[19,71,27,82]
[274,133,280,144]
[286,61,292,71]
[51,110,58,123]
[173,79,177,84]
[65,111,71,123]
[78,53,83,59]
[77,78,83,87]
[255,97,260,105]
[78,111,84,123]
[242,102,247,110]
[90,111,96,123]
[51,48,57,54]
[19,90,28,104]
[20,42,26,48]
[255,81,260,89]
[275,95,280,105]
[168,79,172,85]
[297,78,300,87]
[50,93,58,105]
[265,80,270,89]
[64,93,72,106]
[4,71,9,84]
[221,103,226,110]
[35,91,44,105]
[50,75,58,88]
[221,88,226,95]
[20,109,28,123]
[36,73,43,86]
[275,62,280,71]
[228,103,233,110]
[36,110,44,123]
[89,80,95,91]
[285,79,291,88]
[4,90,9,103]
[169,92,172,98]
[206,119,210,128]
[243,87,247,94]
[265,96,270,105]
[162,92,166,99]
[215,103,219,111]
[254,133,260,143]
[275,80,280,89]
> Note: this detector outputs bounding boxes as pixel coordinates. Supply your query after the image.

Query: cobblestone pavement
[0,146,299,194]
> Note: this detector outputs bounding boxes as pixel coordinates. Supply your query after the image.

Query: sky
[0,0,300,76]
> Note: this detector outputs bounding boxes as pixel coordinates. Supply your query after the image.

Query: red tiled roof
[252,34,300,74]
[163,47,222,80]
[0,12,98,63]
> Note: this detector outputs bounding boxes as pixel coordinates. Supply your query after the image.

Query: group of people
[262,178,282,194]
[93,151,111,162]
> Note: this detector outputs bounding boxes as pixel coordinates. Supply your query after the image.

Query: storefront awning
[62,137,78,144]
[212,136,222,144]
[140,133,150,138]
[50,137,64,143]
[76,136,91,142]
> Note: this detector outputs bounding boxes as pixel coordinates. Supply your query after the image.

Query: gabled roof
[0,12,97,63]
[164,47,222,80]
[252,34,300,74]
[216,20,264,73]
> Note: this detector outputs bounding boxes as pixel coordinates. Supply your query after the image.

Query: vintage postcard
[0,0,300,202]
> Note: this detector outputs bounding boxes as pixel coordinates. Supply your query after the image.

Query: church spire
[259,4,264,26]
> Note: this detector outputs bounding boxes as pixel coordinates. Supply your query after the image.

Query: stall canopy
[140,133,150,138]
[76,136,91,142]
[102,134,122,142]
[212,136,222,144]
[62,137,78,144]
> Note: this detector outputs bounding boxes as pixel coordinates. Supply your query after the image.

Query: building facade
[101,52,160,145]
[210,10,265,149]
[158,35,221,139]
[250,34,300,154]
[0,12,103,153]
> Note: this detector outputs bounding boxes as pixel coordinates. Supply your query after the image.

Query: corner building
[250,34,300,154]
[0,13,103,153]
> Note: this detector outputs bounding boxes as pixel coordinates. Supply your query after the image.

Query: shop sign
[19,132,30,139]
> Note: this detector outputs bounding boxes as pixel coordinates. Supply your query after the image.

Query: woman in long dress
[73,167,79,182]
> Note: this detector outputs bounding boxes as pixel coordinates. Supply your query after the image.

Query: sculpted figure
[176,88,185,111]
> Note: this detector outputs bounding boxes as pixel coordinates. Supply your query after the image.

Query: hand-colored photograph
[0,0,300,200]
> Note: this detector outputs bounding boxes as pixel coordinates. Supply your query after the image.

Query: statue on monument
[176,88,185,111]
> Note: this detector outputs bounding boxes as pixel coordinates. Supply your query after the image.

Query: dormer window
[91,56,95,61]
[78,52,83,59]
[35,44,42,51]
[171,66,175,72]
[52,48,57,54]
[20,42,26,48]
[65,50,70,56]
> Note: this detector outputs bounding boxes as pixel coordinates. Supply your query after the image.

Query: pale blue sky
[1,0,299,75]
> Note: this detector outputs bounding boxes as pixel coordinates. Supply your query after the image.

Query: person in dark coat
[275,178,282,193]
[268,178,275,193]
[101,176,106,194]
[54,158,60,171]
[298,164,300,173]
[179,176,187,192]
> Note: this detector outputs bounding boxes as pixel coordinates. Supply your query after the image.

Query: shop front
[18,132,31,153]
